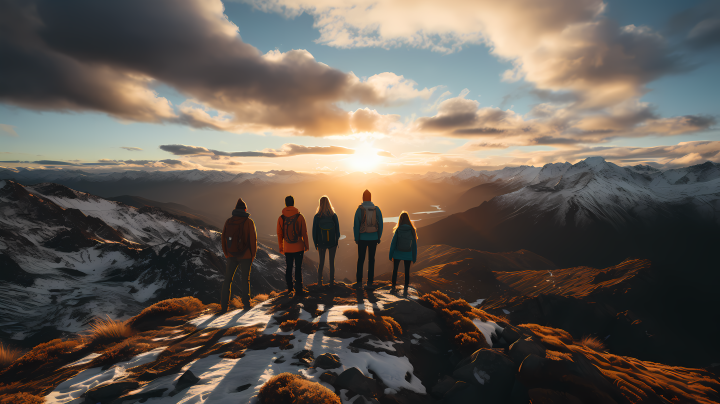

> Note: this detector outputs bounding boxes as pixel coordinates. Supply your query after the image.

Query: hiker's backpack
[225,217,248,255]
[359,205,379,233]
[282,213,302,243]
[396,227,414,252]
[318,214,336,247]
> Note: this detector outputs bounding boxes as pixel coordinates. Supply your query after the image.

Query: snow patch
[472,319,504,346]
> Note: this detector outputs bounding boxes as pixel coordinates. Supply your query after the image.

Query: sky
[1,0,719,174]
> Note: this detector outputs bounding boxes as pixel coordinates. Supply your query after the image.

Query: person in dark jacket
[353,189,383,289]
[220,198,257,313]
[388,211,418,297]
[312,195,341,287]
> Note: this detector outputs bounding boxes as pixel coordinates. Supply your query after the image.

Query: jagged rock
[517,353,621,404]
[291,349,314,366]
[169,370,200,396]
[352,396,380,404]
[452,349,516,403]
[0,253,35,287]
[411,321,443,336]
[335,367,382,397]
[320,371,338,385]
[350,335,400,356]
[528,388,583,404]
[431,375,456,397]
[509,339,545,364]
[508,380,530,404]
[109,388,167,403]
[441,381,481,404]
[313,353,341,369]
[379,299,438,327]
[501,327,521,344]
[84,381,140,403]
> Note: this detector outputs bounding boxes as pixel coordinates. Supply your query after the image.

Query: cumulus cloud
[120,147,143,151]
[159,143,382,158]
[0,0,431,137]
[249,0,686,109]
[414,91,715,145]
[0,124,18,137]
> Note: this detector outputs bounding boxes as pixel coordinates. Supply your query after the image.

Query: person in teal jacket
[353,189,383,289]
[388,211,417,296]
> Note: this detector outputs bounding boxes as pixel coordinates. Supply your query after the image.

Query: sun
[347,143,382,172]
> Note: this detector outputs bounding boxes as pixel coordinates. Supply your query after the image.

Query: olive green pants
[221,257,252,310]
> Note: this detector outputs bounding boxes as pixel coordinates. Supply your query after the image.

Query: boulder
[509,339,545,364]
[410,321,443,336]
[528,388,583,404]
[320,371,338,385]
[84,381,140,403]
[500,327,521,344]
[431,375,456,398]
[379,299,438,327]
[452,349,516,403]
[335,367,382,397]
[314,353,342,369]
[508,380,530,404]
[441,381,481,404]
[169,370,201,396]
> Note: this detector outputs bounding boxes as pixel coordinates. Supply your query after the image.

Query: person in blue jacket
[312,195,340,287]
[388,211,418,297]
[354,189,383,289]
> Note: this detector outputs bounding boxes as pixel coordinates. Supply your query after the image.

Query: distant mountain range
[422,157,720,267]
[0,180,314,347]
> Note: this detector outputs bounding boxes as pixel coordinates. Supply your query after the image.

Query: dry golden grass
[86,315,133,345]
[327,310,402,341]
[2,339,80,379]
[258,372,340,404]
[126,296,203,331]
[0,343,23,369]
[0,392,44,404]
[580,335,607,352]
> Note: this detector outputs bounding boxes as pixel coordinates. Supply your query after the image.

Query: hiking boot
[354,282,362,289]
[295,289,306,297]
[402,289,409,298]
[364,283,375,290]
[390,286,397,295]
[242,300,251,309]
[218,307,228,315]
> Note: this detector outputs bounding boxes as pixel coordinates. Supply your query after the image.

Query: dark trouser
[392,259,411,288]
[221,257,252,310]
[318,246,337,285]
[357,240,377,285]
[285,251,304,292]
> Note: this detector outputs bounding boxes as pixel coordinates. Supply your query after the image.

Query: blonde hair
[316,195,336,216]
[393,211,418,239]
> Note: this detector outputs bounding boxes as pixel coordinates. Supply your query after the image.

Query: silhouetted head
[363,189,371,202]
[317,195,335,216]
[285,195,295,207]
[235,198,247,210]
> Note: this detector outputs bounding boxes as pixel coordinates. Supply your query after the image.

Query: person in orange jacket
[220,198,257,313]
[276,195,309,296]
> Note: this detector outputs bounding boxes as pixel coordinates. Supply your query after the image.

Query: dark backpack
[396,227,414,252]
[225,217,248,255]
[317,214,336,247]
[282,213,301,243]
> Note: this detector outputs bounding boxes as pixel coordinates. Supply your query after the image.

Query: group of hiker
[219,190,418,312]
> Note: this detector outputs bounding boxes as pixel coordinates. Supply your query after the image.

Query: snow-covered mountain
[423,157,720,267]
[0,180,312,345]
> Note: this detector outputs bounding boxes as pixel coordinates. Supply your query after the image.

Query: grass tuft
[0,343,23,369]
[580,335,607,352]
[327,310,402,341]
[127,297,204,331]
[258,372,340,404]
[86,315,133,345]
[0,392,44,404]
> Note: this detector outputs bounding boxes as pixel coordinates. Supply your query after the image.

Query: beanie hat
[362,189,371,202]
[235,198,247,210]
